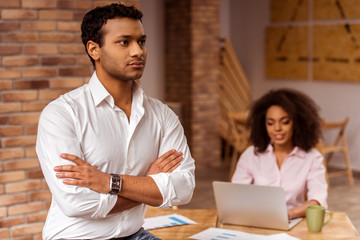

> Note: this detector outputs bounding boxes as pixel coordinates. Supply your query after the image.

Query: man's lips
[128,61,145,67]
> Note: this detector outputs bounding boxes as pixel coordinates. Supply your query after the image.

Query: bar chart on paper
[143,213,197,230]
[189,228,300,240]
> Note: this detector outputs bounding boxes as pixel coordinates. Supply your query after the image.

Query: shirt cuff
[149,173,177,208]
[91,193,118,218]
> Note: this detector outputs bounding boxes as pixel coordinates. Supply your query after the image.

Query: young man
[36,3,195,239]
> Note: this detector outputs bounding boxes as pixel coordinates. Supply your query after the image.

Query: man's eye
[118,40,128,45]
[138,39,146,46]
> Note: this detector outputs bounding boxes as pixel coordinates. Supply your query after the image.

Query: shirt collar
[265,144,306,159]
[89,72,144,108]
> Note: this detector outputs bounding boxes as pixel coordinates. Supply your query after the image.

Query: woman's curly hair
[81,3,143,66]
[247,88,322,153]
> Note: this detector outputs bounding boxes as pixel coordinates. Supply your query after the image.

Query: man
[36,3,195,239]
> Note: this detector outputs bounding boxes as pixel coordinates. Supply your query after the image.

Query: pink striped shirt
[231,144,328,209]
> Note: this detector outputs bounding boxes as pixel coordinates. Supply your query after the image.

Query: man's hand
[54,153,111,194]
[146,149,183,176]
[54,149,182,193]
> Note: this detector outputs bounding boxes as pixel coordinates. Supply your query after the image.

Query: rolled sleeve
[36,101,117,219]
[153,106,195,208]
[307,152,328,209]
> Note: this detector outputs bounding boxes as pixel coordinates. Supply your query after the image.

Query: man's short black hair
[81,3,143,66]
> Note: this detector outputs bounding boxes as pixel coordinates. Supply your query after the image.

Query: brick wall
[165,0,221,168]
[0,1,138,239]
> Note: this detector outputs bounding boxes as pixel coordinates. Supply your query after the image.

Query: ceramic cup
[306,205,333,232]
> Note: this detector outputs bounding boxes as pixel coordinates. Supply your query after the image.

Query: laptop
[212,181,302,230]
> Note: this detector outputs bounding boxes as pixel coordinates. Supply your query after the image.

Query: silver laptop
[212,181,302,230]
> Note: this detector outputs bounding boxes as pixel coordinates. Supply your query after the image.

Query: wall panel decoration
[271,0,309,22]
[314,0,360,20]
[313,24,360,82]
[266,26,309,79]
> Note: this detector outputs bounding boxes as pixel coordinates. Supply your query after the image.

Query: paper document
[143,213,197,230]
[189,228,300,240]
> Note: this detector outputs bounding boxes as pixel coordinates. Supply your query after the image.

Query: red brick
[2,56,39,67]
[0,228,9,239]
[41,56,76,66]
[41,33,75,42]
[6,179,42,193]
[5,159,39,171]
[0,125,23,136]
[0,22,20,32]
[8,202,43,216]
[2,91,38,102]
[23,68,56,78]
[0,69,21,79]
[57,21,81,32]
[93,1,119,7]
[0,103,22,113]
[0,45,22,55]
[38,89,68,100]
[23,44,58,55]
[25,146,37,158]
[0,0,20,7]
[39,10,74,20]
[0,116,9,125]
[8,113,40,125]
[22,102,48,112]
[27,211,47,223]
[0,216,24,227]
[74,10,88,21]
[59,67,92,77]
[0,148,24,161]
[28,170,44,179]
[14,80,49,89]
[59,43,84,54]
[59,0,92,9]
[21,21,56,31]
[29,190,51,202]
[12,223,44,237]
[2,33,39,43]
[3,136,36,147]
[25,125,38,135]
[51,77,83,88]
[0,80,12,90]
[0,171,26,183]
[77,55,92,65]
[1,9,37,20]
[23,0,57,8]
[0,193,26,206]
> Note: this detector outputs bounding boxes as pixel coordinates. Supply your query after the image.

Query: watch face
[109,174,122,195]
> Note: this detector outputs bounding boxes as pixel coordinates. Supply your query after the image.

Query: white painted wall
[228,0,360,171]
[138,0,360,171]
[138,0,165,100]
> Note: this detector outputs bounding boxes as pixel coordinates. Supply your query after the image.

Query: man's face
[97,17,147,82]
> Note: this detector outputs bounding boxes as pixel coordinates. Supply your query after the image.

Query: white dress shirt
[36,72,195,240]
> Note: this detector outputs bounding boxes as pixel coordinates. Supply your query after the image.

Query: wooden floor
[180,162,360,232]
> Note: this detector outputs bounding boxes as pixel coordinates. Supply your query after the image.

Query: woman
[231,88,328,220]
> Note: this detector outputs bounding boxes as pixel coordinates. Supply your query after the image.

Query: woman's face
[265,105,294,149]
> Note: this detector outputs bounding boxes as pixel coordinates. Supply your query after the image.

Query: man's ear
[87,40,100,62]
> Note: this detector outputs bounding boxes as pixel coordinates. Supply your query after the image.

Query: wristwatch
[109,174,122,195]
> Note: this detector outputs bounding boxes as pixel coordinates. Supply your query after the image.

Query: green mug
[306,205,333,232]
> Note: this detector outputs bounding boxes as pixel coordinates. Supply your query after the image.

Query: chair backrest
[227,111,249,153]
[318,117,349,154]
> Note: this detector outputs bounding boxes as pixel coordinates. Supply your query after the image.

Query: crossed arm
[54,149,183,213]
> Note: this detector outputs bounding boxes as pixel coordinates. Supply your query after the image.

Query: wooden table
[221,212,359,240]
[145,207,218,239]
[145,208,359,240]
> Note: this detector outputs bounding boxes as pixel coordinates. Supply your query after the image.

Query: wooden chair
[227,111,249,181]
[317,117,354,186]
